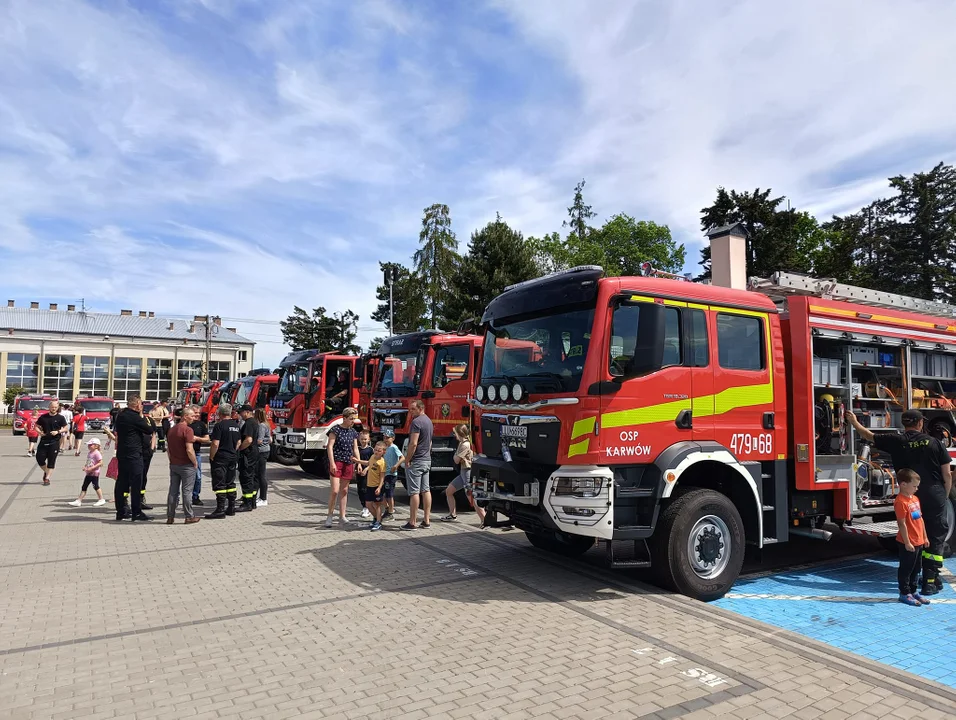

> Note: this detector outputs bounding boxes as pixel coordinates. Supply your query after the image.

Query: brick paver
[0,435,954,719]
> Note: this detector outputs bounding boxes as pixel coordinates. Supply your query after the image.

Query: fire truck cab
[271,351,360,475]
[12,394,55,435]
[472,266,956,601]
[73,396,115,433]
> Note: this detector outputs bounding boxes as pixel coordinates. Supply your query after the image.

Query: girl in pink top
[67,438,107,507]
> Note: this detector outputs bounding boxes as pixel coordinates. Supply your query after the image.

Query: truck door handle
[675,409,693,430]
[763,412,775,429]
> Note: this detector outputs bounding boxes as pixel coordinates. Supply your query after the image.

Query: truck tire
[525,530,594,556]
[299,454,329,479]
[943,496,955,559]
[652,488,745,602]
[272,445,299,466]
[12,430,23,436]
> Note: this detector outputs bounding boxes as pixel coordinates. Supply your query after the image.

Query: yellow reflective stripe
[810,303,950,331]
[602,382,773,428]
[214,489,229,494]
[662,299,686,307]
[629,295,654,303]
[602,399,692,429]
[921,551,943,562]
[567,438,589,458]
[226,488,237,493]
[688,303,708,311]
[242,492,255,498]
[571,416,595,439]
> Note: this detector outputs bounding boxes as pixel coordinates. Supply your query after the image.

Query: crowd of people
[25,395,482,532]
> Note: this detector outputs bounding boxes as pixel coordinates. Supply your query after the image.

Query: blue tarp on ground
[714,556,956,689]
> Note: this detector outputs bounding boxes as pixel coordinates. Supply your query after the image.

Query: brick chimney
[707,223,749,290]
[138,311,147,318]
[67,304,75,311]
[168,322,175,331]
[30,302,39,309]
[193,315,205,323]
[148,311,155,318]
[120,309,132,316]
[6,300,13,308]
[226,327,237,333]
[49,303,58,311]
[212,316,222,327]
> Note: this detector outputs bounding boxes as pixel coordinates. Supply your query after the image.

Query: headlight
[553,477,604,497]
[475,385,484,402]
[487,385,497,402]
[499,384,509,402]
[512,383,523,402]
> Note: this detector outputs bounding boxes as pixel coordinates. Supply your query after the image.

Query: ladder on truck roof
[750,271,956,319]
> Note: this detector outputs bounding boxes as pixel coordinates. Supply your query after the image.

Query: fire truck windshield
[376,352,419,396]
[17,399,51,411]
[234,377,256,406]
[480,306,595,393]
[77,401,112,412]
[279,365,314,395]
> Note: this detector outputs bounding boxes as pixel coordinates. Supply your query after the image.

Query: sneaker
[67,499,82,507]
[25,452,31,457]
[441,514,458,522]
[400,522,417,530]
[381,511,393,521]
[370,521,382,531]
[361,508,371,519]
[339,516,350,524]
[192,498,204,506]
[913,593,932,605]
[898,593,922,607]
[324,516,334,528]
[94,499,107,507]
[258,499,267,507]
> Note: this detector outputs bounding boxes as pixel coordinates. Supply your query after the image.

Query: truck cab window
[689,309,709,367]
[432,345,470,388]
[610,304,680,376]
[717,313,764,370]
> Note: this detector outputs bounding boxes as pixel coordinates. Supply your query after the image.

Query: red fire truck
[73,396,114,434]
[11,394,55,435]
[199,381,226,423]
[369,331,483,489]
[471,266,956,600]
[271,350,361,474]
[172,383,204,415]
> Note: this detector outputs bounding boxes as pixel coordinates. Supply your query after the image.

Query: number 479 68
[730,433,773,456]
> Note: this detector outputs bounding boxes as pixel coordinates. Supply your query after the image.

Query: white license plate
[500,426,528,440]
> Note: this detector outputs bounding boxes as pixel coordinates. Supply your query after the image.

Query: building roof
[0,307,253,344]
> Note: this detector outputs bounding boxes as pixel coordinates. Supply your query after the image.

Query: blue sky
[2,0,955,368]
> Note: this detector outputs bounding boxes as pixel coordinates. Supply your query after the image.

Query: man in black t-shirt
[205,404,241,519]
[236,404,260,512]
[189,405,209,506]
[849,409,953,594]
[36,401,68,485]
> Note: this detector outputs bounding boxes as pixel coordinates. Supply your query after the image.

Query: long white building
[0,301,255,404]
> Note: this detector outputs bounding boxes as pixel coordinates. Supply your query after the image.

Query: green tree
[414,203,460,329]
[590,214,685,276]
[367,337,384,353]
[444,213,539,325]
[280,306,360,353]
[562,179,596,244]
[4,384,26,409]
[371,262,427,334]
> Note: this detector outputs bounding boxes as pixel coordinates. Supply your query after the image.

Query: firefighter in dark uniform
[113,395,156,521]
[140,412,157,511]
[236,404,260,512]
[849,409,953,594]
[205,404,241,519]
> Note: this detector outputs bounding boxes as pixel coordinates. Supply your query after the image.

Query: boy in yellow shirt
[366,441,388,531]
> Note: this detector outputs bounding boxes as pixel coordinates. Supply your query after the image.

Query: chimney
[188,323,196,334]
[67,304,75,312]
[193,315,205,323]
[49,303,58,310]
[212,316,222,327]
[148,311,155,318]
[138,311,147,318]
[707,223,749,290]
[226,327,237,333]
[120,309,132,316]
[30,302,39,309]
[6,300,13,308]
[168,322,175,331]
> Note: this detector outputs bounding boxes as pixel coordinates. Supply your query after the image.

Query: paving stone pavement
[0,435,954,719]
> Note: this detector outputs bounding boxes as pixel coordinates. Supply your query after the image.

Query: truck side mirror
[623,302,665,380]
[352,379,363,389]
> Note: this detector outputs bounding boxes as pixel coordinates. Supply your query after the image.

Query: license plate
[500,425,527,440]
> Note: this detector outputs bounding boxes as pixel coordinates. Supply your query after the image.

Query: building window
[177,359,203,389]
[145,359,173,401]
[5,353,39,393]
[112,358,142,402]
[238,350,247,362]
[208,361,232,382]
[42,355,75,398]
[79,356,110,395]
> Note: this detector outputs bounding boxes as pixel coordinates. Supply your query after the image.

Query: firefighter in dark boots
[236,404,260,512]
[206,404,241,519]
[140,412,158,510]
[113,395,156,522]
[849,409,953,594]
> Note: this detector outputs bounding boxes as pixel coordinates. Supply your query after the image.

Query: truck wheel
[299,454,329,478]
[12,430,23,436]
[525,530,594,556]
[652,489,745,602]
[928,418,954,442]
[272,446,299,466]
[943,496,955,559]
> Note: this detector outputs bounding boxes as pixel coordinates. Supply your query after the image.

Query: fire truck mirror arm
[621,300,666,380]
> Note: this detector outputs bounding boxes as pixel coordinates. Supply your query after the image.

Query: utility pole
[384,265,397,336]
